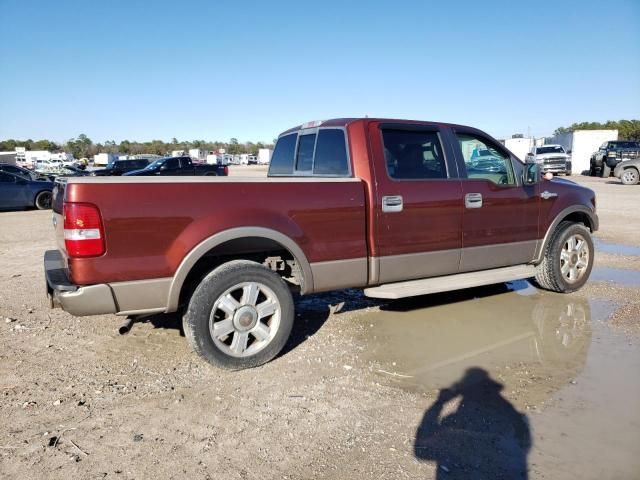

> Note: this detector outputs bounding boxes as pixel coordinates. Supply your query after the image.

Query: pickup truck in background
[124,156,229,176]
[92,159,151,176]
[527,144,572,176]
[45,118,598,369]
[590,140,640,177]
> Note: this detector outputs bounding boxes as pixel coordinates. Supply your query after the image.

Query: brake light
[63,203,105,257]
[223,165,229,176]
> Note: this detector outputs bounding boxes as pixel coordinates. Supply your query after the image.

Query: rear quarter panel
[63,178,367,285]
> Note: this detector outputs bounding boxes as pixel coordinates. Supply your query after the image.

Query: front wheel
[183,260,294,369]
[601,164,611,178]
[534,221,594,293]
[621,167,639,185]
[35,190,52,210]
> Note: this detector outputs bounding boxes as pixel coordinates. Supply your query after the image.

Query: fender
[166,227,314,312]
[533,205,599,263]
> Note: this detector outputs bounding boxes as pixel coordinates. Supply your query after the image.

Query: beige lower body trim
[460,240,537,272]
[109,278,172,316]
[376,249,461,284]
[310,258,368,292]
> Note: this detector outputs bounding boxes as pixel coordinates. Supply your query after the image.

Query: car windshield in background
[536,146,565,155]
[146,158,167,169]
[610,142,640,149]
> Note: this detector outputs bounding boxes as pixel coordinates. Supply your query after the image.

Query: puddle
[590,266,640,287]
[595,238,640,256]
[355,283,640,478]
[360,283,596,395]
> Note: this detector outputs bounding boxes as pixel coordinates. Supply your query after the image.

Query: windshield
[536,146,565,155]
[145,158,167,169]
[610,142,640,149]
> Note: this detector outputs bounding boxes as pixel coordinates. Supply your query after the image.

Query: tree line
[0,135,274,159]
[553,119,640,140]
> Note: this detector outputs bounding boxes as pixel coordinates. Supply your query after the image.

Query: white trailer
[546,130,618,174]
[171,150,186,157]
[189,149,207,162]
[93,153,118,166]
[504,137,534,162]
[257,148,272,165]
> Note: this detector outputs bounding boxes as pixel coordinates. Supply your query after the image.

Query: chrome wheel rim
[560,234,590,284]
[622,169,638,184]
[209,281,281,358]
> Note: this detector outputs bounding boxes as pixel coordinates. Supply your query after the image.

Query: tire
[183,260,294,369]
[600,164,611,178]
[620,167,640,185]
[534,221,594,293]
[35,190,52,210]
[205,172,217,176]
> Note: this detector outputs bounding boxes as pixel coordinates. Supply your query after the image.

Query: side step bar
[363,264,537,299]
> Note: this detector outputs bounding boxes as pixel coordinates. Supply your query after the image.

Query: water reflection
[361,283,592,393]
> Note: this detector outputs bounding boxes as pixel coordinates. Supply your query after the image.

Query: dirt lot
[1,174,639,479]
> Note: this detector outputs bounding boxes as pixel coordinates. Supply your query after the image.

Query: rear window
[269,134,297,175]
[295,134,316,171]
[313,129,349,176]
[269,129,350,176]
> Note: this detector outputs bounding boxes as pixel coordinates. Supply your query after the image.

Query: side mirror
[524,161,540,185]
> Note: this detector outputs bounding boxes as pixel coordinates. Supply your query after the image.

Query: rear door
[452,129,539,272]
[369,123,463,284]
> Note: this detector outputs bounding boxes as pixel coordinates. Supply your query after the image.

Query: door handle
[465,193,483,209]
[382,195,403,213]
[541,190,558,200]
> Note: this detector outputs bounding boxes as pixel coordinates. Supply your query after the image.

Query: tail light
[63,203,105,257]
[223,165,229,176]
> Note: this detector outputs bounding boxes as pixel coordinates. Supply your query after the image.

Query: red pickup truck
[45,118,598,369]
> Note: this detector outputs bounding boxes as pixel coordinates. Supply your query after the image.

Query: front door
[453,130,539,272]
[370,123,463,284]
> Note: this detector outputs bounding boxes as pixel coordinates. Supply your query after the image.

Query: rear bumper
[45,250,117,316]
[45,250,172,317]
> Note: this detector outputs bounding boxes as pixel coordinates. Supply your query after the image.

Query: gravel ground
[0,173,639,479]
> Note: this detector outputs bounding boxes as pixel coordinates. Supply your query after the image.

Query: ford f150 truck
[45,118,598,369]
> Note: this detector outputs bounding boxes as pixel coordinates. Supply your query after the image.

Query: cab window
[382,129,447,179]
[456,133,516,185]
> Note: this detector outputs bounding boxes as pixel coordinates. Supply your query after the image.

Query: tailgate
[52,178,67,254]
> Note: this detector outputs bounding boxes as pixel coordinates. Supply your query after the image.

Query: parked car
[0,163,48,181]
[526,145,572,176]
[0,171,54,210]
[46,165,92,180]
[613,158,640,185]
[590,140,640,177]
[123,156,229,176]
[45,118,597,370]
[92,159,150,176]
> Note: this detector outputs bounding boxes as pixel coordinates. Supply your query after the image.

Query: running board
[363,265,537,299]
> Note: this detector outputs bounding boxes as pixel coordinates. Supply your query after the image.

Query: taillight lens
[223,165,229,175]
[63,203,105,257]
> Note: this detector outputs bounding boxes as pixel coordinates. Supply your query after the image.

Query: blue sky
[1,0,638,144]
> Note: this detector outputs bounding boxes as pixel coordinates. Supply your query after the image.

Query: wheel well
[178,237,302,309]
[559,212,593,232]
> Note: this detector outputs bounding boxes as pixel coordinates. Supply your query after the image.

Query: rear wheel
[35,190,52,210]
[621,167,639,185]
[205,172,217,176]
[534,221,593,293]
[183,260,294,369]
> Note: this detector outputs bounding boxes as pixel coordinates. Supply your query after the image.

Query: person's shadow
[414,367,531,479]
